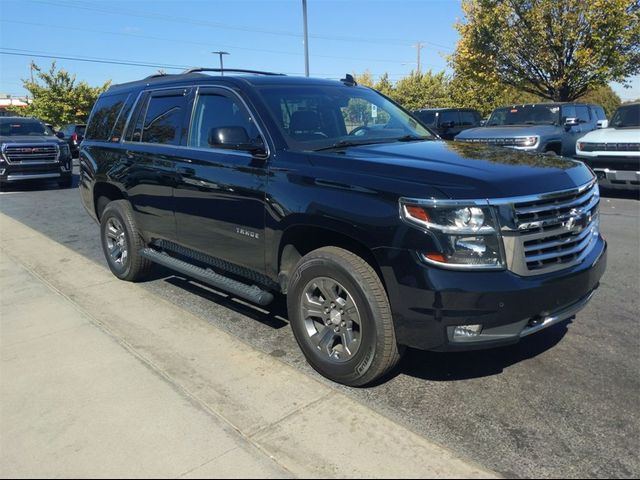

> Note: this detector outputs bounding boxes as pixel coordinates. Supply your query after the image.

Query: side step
[140,248,274,306]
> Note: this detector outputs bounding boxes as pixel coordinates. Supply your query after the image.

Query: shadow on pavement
[600,187,639,201]
[396,320,570,382]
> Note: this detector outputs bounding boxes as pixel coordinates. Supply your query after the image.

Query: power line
[32,0,454,51]
[0,19,428,65]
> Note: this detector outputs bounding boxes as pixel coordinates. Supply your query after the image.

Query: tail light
[71,132,78,144]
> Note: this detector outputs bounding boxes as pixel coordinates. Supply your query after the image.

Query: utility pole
[302,0,309,77]
[212,51,230,75]
[413,42,424,73]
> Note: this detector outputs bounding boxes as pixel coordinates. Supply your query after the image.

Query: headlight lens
[400,200,505,269]
[519,136,538,147]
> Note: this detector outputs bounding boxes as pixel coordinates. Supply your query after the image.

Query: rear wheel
[287,247,402,387]
[100,200,153,281]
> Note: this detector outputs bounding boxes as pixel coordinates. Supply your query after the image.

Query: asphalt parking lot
[1,171,638,479]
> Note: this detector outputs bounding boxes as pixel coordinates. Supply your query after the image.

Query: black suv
[80,69,606,386]
[0,117,73,188]
[58,123,86,158]
[413,107,482,140]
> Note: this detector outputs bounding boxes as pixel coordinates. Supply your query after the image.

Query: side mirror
[479,120,487,127]
[56,132,65,139]
[596,119,609,129]
[208,127,265,154]
[564,117,579,128]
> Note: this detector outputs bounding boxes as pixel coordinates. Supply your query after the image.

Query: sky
[0,0,638,101]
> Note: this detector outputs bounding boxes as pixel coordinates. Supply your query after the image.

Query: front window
[0,119,53,136]
[487,105,560,126]
[257,85,434,151]
[610,104,640,128]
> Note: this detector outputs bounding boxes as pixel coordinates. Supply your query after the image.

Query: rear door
[121,87,193,242]
[173,86,269,274]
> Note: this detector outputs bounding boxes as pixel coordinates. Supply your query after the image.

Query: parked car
[413,108,482,140]
[58,123,86,158]
[576,103,640,191]
[0,117,73,188]
[455,103,607,156]
[80,69,606,386]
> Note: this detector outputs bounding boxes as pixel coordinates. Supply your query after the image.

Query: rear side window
[439,110,460,126]
[141,90,189,145]
[415,111,436,125]
[575,105,591,123]
[86,94,129,141]
[459,111,478,126]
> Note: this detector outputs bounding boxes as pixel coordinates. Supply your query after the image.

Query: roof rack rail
[182,67,285,76]
[145,73,171,79]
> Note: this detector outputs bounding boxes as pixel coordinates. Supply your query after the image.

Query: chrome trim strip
[523,222,594,252]
[6,173,62,181]
[514,184,597,216]
[525,231,594,263]
[520,290,596,337]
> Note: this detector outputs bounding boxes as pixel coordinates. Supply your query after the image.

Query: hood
[578,127,640,143]
[312,140,594,199]
[0,135,64,145]
[455,124,560,140]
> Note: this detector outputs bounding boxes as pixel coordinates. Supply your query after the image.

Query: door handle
[177,166,196,177]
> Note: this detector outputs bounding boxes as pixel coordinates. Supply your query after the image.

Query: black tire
[287,247,402,387]
[100,199,153,281]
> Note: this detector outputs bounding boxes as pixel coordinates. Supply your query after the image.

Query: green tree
[11,61,110,126]
[448,73,541,117]
[452,0,640,101]
[577,84,622,117]
[391,70,451,111]
[374,73,394,98]
[353,70,375,88]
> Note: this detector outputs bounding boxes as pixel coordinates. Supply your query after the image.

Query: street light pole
[212,51,230,75]
[302,0,309,77]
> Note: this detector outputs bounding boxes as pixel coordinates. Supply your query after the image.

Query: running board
[140,248,274,306]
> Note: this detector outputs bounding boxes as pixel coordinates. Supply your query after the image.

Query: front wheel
[287,247,402,387]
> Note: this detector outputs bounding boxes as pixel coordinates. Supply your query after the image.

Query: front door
[173,86,268,274]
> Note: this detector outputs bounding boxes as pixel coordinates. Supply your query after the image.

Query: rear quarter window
[86,93,130,141]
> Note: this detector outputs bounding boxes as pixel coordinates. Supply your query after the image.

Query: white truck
[576,103,640,191]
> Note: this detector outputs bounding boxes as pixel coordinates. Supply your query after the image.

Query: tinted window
[188,92,259,148]
[439,110,459,126]
[575,106,590,123]
[561,105,577,122]
[415,111,436,125]
[593,106,606,121]
[109,95,135,142]
[86,94,129,141]
[610,104,640,128]
[0,119,50,136]
[459,111,478,126]
[141,92,188,145]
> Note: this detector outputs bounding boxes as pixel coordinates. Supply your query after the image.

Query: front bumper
[375,235,607,351]
[0,161,72,184]
[577,155,640,191]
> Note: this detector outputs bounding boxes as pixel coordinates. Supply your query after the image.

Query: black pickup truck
[1,117,73,188]
[79,69,606,386]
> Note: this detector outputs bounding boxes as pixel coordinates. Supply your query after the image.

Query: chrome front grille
[2,144,59,164]
[499,180,601,276]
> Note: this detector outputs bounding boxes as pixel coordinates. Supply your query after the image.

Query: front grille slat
[508,180,600,275]
[2,144,59,164]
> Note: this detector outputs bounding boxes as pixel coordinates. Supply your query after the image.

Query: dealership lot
[0,174,638,478]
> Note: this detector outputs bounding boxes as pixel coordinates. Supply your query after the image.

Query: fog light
[453,324,483,338]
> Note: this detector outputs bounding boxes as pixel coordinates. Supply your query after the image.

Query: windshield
[257,84,434,151]
[487,105,560,126]
[0,119,52,136]
[610,104,640,128]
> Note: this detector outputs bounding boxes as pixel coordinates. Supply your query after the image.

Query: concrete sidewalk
[0,213,497,479]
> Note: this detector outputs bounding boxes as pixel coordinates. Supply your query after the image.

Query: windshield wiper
[313,139,390,151]
[393,135,431,142]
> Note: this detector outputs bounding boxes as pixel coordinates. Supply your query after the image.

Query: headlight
[400,199,505,269]
[518,136,539,147]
